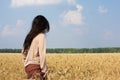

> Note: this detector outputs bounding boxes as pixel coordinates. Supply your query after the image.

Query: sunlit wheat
[0,53,120,80]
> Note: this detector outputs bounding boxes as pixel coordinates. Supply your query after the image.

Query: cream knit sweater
[22,33,48,74]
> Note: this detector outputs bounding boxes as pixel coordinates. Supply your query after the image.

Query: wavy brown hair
[22,15,50,56]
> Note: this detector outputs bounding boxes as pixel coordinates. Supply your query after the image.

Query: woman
[22,15,50,80]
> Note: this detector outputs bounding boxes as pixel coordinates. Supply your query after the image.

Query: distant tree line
[0,49,21,53]
[0,47,120,53]
[47,48,120,53]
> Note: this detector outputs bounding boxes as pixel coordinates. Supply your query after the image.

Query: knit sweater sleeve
[38,34,48,75]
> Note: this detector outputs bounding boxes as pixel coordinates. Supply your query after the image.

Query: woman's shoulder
[38,33,45,38]
[35,33,45,40]
[33,33,45,43]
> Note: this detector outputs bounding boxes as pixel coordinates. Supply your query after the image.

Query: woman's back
[23,33,45,67]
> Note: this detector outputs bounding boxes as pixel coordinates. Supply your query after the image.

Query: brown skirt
[25,64,47,80]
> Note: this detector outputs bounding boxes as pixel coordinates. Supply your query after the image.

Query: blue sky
[0,0,120,48]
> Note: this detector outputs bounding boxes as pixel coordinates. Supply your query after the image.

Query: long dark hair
[23,15,50,56]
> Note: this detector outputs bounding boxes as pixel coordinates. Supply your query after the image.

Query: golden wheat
[0,53,120,80]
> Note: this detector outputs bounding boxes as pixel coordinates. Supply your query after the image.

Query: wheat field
[0,53,120,80]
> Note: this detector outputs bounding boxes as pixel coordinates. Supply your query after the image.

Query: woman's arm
[38,34,48,77]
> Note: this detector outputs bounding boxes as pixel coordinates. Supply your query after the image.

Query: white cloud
[0,20,25,36]
[98,6,108,13]
[62,4,84,25]
[11,0,62,7]
[11,0,78,7]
